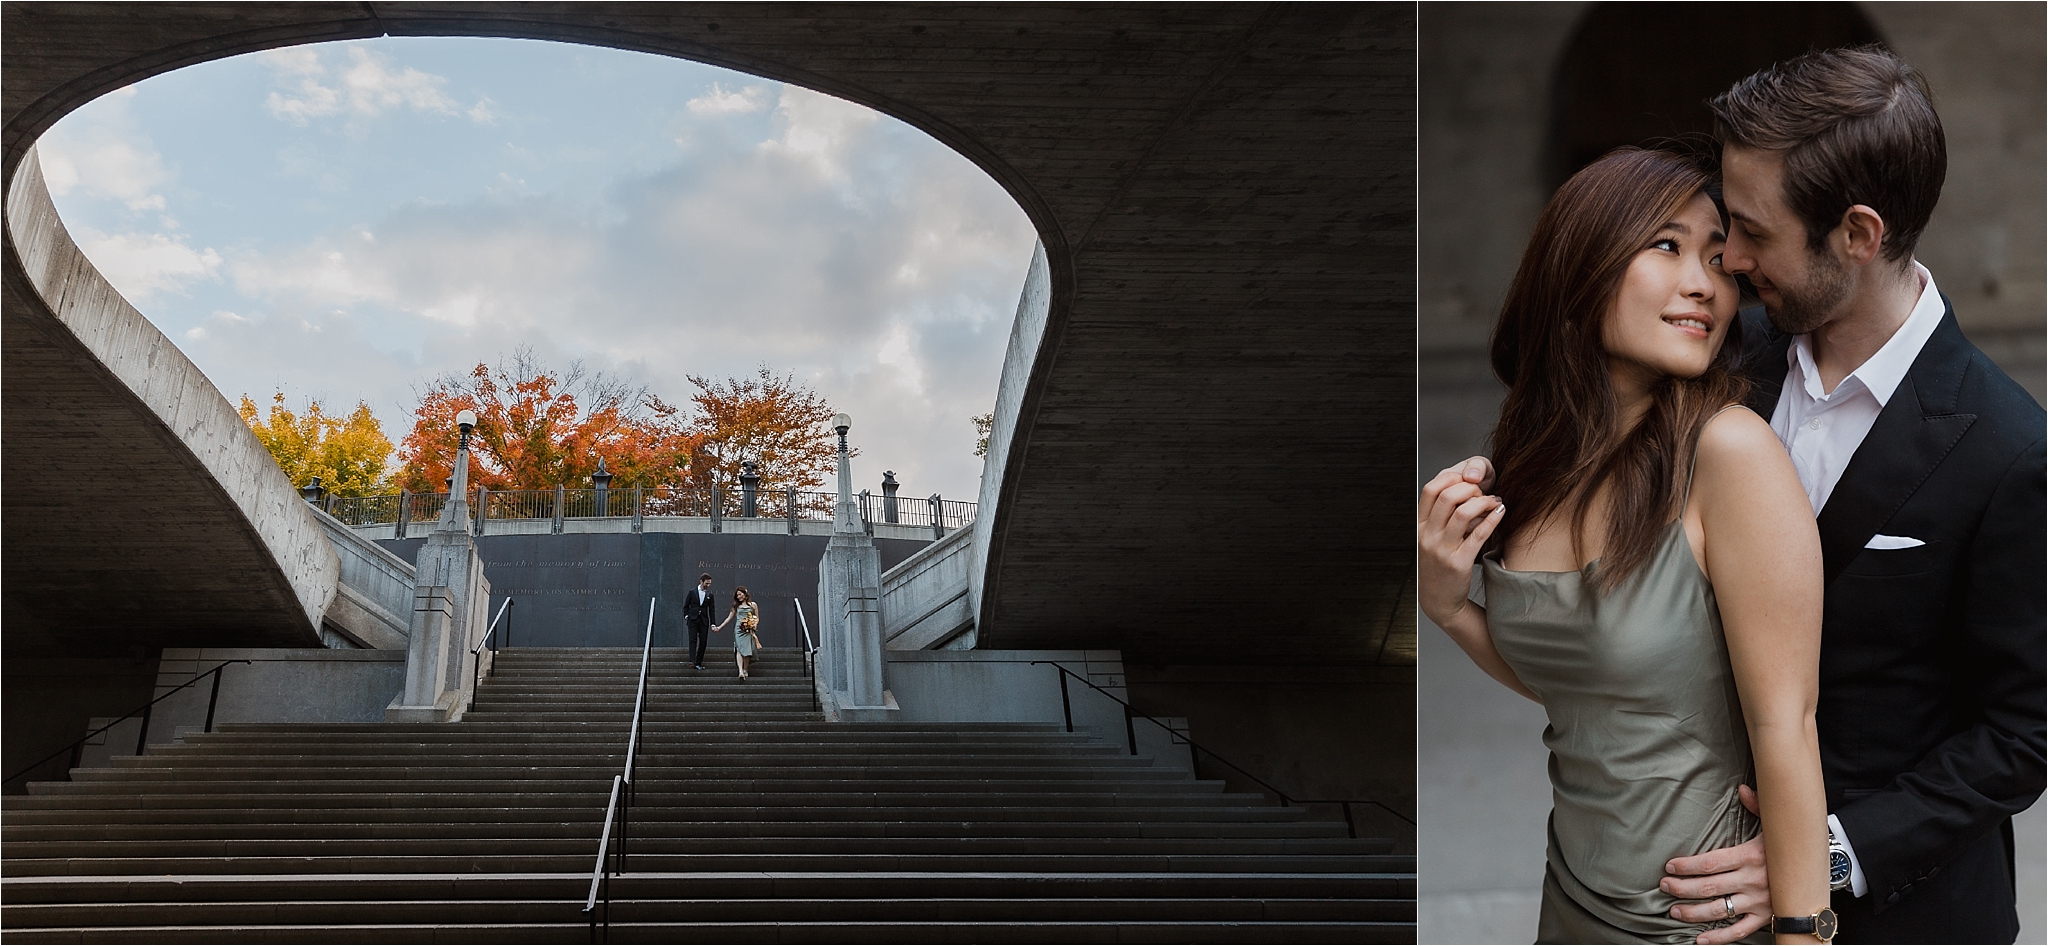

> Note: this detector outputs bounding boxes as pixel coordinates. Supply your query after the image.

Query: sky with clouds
[37,37,1037,502]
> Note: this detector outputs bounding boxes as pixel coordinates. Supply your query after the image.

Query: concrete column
[552,483,564,534]
[592,457,612,516]
[787,486,799,535]
[474,486,488,536]
[395,489,410,540]
[740,462,759,517]
[388,427,490,723]
[710,487,723,533]
[881,472,899,523]
[818,415,893,720]
[859,489,874,535]
[929,493,944,539]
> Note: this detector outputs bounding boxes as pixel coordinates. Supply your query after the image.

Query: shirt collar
[1785,261,1945,407]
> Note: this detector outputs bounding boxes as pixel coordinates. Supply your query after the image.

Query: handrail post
[1057,666,1073,733]
[204,666,226,733]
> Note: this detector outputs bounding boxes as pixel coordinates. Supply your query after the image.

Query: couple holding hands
[1417,46,2043,944]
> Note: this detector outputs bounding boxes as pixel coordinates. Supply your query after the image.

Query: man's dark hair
[1710,44,1945,264]
[699,573,713,582]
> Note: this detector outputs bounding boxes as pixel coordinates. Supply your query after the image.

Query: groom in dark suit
[1655,46,2044,944]
[683,573,716,670]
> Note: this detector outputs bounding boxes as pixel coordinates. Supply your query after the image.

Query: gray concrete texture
[371,531,929,651]
[1417,3,2045,941]
[4,150,336,656]
[884,649,1194,778]
[142,648,405,749]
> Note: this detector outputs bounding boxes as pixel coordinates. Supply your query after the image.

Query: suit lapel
[1814,308,1977,587]
[1738,306,1791,416]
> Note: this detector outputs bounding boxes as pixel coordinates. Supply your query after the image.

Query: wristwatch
[1827,825,1853,891]
[1771,907,1839,942]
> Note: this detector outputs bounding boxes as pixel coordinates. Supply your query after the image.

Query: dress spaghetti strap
[1682,404,1752,514]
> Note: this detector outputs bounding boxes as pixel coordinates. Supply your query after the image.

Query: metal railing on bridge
[328,484,976,539]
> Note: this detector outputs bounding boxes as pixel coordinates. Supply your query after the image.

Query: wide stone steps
[2,647,1411,940]
[2,872,1412,943]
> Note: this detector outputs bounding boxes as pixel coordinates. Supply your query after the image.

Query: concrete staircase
[2,648,1413,942]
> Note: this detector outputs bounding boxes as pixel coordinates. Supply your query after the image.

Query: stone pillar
[787,486,799,535]
[591,457,613,516]
[710,486,723,533]
[552,483,564,534]
[881,471,899,523]
[818,413,894,720]
[740,461,759,517]
[859,489,874,535]
[387,413,491,723]
[929,493,945,539]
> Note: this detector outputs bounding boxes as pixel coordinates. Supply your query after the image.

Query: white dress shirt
[1767,261,1945,899]
[1769,261,1947,515]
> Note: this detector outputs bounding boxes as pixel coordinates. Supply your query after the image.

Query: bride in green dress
[713,586,762,681]
[1417,149,1832,944]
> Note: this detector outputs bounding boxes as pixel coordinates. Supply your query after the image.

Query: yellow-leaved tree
[239,392,395,497]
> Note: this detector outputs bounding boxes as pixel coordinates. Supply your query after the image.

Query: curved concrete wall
[4,147,336,653]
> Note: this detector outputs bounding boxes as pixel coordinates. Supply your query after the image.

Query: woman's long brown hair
[1488,148,1749,589]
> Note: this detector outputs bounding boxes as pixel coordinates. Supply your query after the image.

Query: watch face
[1830,849,1851,884]
[1816,907,1839,941]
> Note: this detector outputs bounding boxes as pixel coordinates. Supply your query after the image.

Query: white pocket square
[1865,534,1926,550]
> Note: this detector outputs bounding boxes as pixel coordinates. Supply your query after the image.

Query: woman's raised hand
[1417,457,1505,627]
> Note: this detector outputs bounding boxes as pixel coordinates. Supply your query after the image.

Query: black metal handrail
[468,597,515,694]
[5,659,252,787]
[1030,661,1414,837]
[585,597,657,940]
[793,599,818,712]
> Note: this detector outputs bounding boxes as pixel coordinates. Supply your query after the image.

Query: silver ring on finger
[1722,895,1735,918]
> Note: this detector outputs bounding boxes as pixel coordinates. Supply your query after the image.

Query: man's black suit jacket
[1740,297,2045,943]
[682,586,716,629]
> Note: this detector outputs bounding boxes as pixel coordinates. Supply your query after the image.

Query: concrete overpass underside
[3,3,1415,670]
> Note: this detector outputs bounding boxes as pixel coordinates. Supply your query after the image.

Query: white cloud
[36,119,172,211]
[760,86,881,185]
[71,228,222,303]
[687,83,771,116]
[262,45,493,125]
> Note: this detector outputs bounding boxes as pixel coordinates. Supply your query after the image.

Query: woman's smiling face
[1600,191,1739,388]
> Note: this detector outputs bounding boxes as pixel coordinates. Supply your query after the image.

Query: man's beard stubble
[1764,246,1852,335]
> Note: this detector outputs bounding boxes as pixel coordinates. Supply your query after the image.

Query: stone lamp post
[818,412,892,719]
[389,407,490,723]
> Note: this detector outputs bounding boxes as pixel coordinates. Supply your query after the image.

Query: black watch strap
[1771,907,1838,941]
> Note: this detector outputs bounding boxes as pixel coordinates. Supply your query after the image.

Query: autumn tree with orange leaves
[396,353,843,497]
[396,351,698,493]
[681,367,844,495]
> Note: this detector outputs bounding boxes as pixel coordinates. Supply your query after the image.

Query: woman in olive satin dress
[713,586,761,681]
[1417,150,1832,944]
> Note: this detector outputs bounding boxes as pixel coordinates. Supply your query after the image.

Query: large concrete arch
[5,148,338,656]
[4,3,1417,669]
